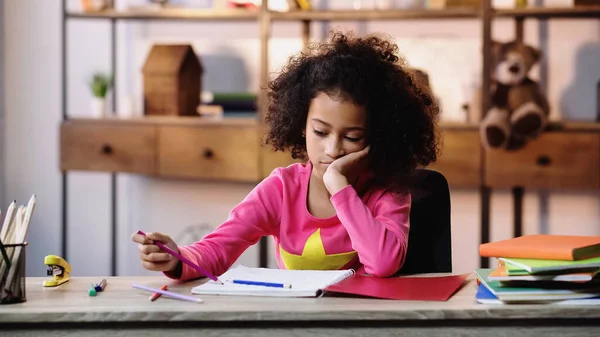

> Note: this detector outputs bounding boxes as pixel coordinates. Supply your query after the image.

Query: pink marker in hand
[137,230,222,284]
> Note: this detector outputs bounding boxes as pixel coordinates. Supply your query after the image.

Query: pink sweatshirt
[167,162,411,280]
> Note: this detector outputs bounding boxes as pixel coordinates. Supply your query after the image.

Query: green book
[201,91,257,103]
[500,256,600,274]
[212,92,257,101]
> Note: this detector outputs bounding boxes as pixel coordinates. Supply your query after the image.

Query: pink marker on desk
[133,284,203,304]
[137,230,222,284]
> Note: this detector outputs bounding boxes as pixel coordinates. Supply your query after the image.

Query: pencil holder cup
[0,242,27,304]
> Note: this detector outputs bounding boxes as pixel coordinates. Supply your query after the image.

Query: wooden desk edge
[2,275,600,325]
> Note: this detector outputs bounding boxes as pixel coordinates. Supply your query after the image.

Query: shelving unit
[61,0,600,275]
[495,5,600,17]
[67,7,260,20]
[481,0,600,268]
[270,7,479,20]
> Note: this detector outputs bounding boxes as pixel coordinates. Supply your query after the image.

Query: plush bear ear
[491,40,502,58]
[526,45,541,63]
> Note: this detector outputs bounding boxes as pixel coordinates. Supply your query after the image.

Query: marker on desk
[229,279,292,289]
[132,284,203,304]
[95,279,107,292]
[136,230,223,284]
[89,279,107,296]
[150,285,168,301]
[88,283,97,297]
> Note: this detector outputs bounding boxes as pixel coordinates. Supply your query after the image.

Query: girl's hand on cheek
[323,146,370,195]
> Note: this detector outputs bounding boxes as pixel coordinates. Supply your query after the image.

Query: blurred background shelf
[544,121,600,132]
[64,115,261,127]
[66,5,600,22]
[59,117,483,186]
[60,116,600,190]
[269,8,479,21]
[67,8,260,21]
[494,5,600,18]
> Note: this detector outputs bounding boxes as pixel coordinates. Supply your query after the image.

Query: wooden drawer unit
[60,121,157,174]
[258,125,302,178]
[428,130,482,188]
[260,146,303,179]
[158,125,260,182]
[485,132,600,189]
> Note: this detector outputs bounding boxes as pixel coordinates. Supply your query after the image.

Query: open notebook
[191,265,355,297]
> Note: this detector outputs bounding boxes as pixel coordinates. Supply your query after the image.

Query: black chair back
[395,169,452,275]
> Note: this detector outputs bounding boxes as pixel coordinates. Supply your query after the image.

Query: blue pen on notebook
[230,279,292,288]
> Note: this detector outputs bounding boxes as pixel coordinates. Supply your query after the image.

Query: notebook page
[191,265,355,297]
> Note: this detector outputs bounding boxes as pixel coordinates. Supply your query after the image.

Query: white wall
[2,0,599,278]
[3,0,62,276]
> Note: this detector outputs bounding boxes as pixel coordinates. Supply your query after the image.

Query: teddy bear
[480,40,550,150]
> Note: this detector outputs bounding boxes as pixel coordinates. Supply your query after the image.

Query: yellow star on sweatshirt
[279,228,357,270]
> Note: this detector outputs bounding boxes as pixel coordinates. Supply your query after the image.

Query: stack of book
[197,92,257,117]
[475,234,600,304]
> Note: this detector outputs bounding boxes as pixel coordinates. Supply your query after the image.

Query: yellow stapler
[43,255,71,287]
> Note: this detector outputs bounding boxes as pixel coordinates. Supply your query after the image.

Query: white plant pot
[91,97,106,118]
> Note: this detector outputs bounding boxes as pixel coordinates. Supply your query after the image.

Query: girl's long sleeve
[330,185,410,277]
[166,172,283,281]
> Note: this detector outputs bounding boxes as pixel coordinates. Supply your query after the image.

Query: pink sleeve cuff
[162,245,210,281]
[329,184,356,206]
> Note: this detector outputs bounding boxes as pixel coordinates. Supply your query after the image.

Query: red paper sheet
[323,273,470,301]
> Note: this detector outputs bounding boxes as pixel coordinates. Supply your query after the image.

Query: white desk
[1,275,599,337]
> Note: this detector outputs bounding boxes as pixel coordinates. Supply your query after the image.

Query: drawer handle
[536,155,552,167]
[101,144,113,155]
[203,149,214,159]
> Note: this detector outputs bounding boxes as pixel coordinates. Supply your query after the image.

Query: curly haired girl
[132,31,440,280]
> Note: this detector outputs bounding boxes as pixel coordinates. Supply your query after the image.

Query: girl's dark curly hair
[264,30,440,193]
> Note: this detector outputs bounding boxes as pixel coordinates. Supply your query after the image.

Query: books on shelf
[198,91,257,116]
[476,234,600,305]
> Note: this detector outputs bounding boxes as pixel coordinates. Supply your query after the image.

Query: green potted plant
[89,72,112,118]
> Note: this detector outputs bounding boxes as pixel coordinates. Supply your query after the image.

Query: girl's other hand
[131,231,180,272]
